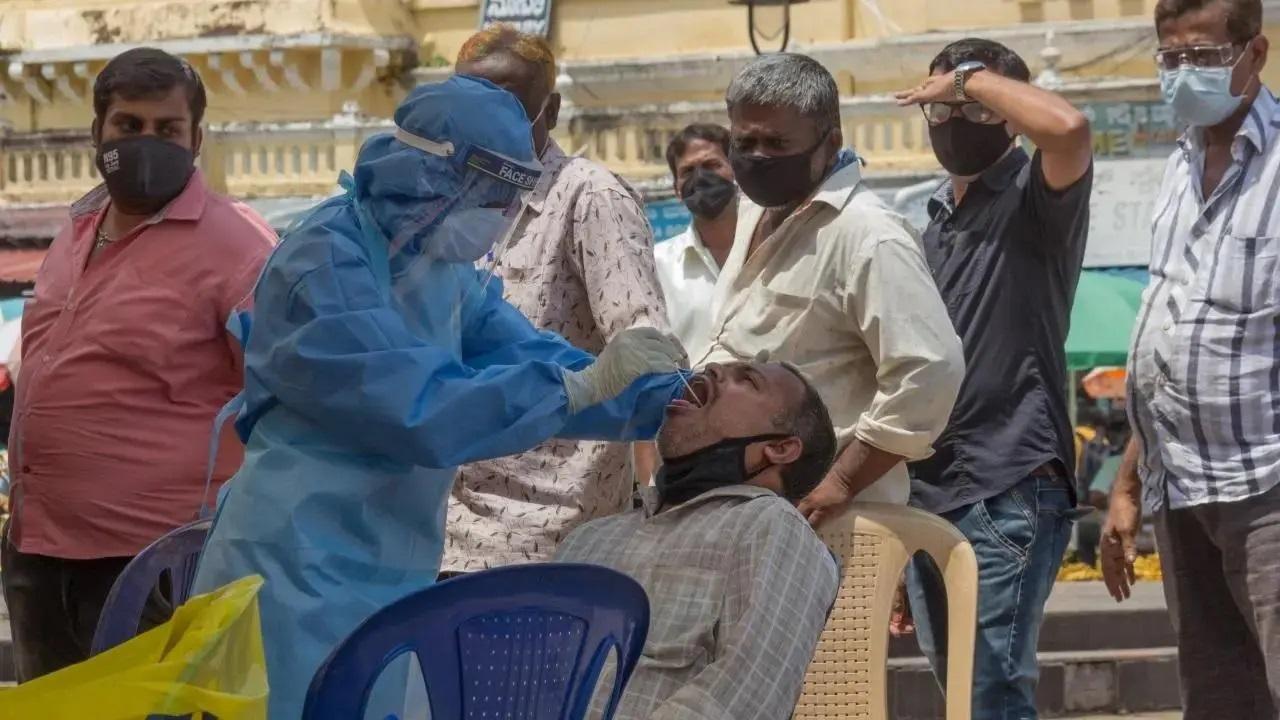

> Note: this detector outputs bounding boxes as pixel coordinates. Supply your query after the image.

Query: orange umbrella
[1082,366,1126,399]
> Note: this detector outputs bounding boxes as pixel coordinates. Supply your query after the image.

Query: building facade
[3,0,1280,272]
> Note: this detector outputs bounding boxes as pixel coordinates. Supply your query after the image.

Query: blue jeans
[907,473,1076,720]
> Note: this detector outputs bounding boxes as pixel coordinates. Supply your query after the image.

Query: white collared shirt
[695,160,965,504]
[654,224,721,359]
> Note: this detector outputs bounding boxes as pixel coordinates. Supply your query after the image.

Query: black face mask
[927,119,1012,177]
[95,136,195,215]
[655,434,789,509]
[681,168,737,220]
[730,132,830,209]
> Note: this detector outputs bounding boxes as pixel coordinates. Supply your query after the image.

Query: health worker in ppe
[191,75,689,718]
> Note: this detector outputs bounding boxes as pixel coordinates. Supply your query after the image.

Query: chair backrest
[90,519,212,656]
[794,503,978,720]
[303,563,651,720]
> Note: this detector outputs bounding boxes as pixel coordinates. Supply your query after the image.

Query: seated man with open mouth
[554,360,840,720]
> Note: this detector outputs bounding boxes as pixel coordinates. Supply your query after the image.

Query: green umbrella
[1065,270,1146,371]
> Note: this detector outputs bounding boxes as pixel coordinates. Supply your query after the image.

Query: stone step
[889,647,1182,719]
[889,604,1176,657]
[891,581,1174,657]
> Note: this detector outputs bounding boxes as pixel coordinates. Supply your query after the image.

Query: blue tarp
[0,298,24,322]
[646,198,691,243]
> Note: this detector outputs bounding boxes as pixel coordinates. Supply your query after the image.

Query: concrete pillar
[333,127,360,176]
[0,128,8,194]
[201,130,230,195]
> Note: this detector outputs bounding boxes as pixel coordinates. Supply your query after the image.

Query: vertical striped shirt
[1128,87,1280,512]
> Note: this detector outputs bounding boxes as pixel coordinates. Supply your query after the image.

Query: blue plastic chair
[303,563,651,720]
[90,518,212,655]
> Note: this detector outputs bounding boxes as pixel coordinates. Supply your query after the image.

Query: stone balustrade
[0,79,1159,206]
[0,116,393,205]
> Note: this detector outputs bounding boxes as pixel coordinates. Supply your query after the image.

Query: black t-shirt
[909,148,1092,514]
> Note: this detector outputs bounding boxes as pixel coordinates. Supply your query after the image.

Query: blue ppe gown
[192,78,681,719]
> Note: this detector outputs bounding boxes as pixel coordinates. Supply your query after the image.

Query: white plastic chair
[794,502,978,720]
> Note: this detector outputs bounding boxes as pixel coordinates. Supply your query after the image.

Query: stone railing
[561,96,935,183]
[562,78,1163,184]
[0,79,1160,206]
[209,117,392,199]
[0,130,101,205]
[0,113,394,205]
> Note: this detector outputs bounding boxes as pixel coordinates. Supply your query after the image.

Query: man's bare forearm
[1111,437,1143,508]
[832,438,905,498]
[962,71,1090,156]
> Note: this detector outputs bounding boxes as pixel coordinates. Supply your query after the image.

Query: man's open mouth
[668,373,712,411]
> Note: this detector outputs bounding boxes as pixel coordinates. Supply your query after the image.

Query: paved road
[1044,578,1165,613]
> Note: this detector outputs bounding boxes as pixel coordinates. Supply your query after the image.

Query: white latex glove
[563,327,688,413]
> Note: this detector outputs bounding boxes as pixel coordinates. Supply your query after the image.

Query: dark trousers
[1,532,156,682]
[1155,482,1280,720]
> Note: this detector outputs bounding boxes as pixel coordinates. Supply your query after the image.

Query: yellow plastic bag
[0,575,268,719]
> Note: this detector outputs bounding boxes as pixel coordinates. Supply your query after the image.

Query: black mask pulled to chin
[655,434,789,509]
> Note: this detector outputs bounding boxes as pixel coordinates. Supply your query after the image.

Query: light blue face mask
[427,206,512,263]
[1160,44,1253,127]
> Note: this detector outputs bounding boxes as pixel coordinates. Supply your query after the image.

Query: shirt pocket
[489,216,554,305]
[637,563,722,669]
[723,285,819,364]
[492,235,541,285]
[1201,234,1280,313]
[929,231,987,306]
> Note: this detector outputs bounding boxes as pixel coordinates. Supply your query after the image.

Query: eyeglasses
[1153,42,1247,71]
[920,102,999,127]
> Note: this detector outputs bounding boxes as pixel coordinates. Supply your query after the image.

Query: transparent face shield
[475,193,528,289]
[387,125,542,326]
[388,126,540,262]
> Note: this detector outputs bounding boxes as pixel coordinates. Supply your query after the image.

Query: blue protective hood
[352,75,538,251]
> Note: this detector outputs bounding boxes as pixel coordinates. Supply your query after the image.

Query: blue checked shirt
[554,484,839,720]
[1128,87,1280,512]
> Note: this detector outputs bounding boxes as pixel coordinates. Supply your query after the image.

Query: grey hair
[725,53,841,136]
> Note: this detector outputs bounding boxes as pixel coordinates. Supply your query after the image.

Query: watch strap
[954,62,985,102]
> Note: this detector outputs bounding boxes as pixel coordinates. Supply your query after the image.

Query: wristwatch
[953,61,987,101]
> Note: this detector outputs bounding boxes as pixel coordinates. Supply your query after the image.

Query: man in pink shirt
[1,48,274,681]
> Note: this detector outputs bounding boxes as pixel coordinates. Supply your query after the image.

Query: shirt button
[21,465,30,473]
[1163,319,1174,332]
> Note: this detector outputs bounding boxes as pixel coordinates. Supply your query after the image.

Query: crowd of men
[2,0,1278,718]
